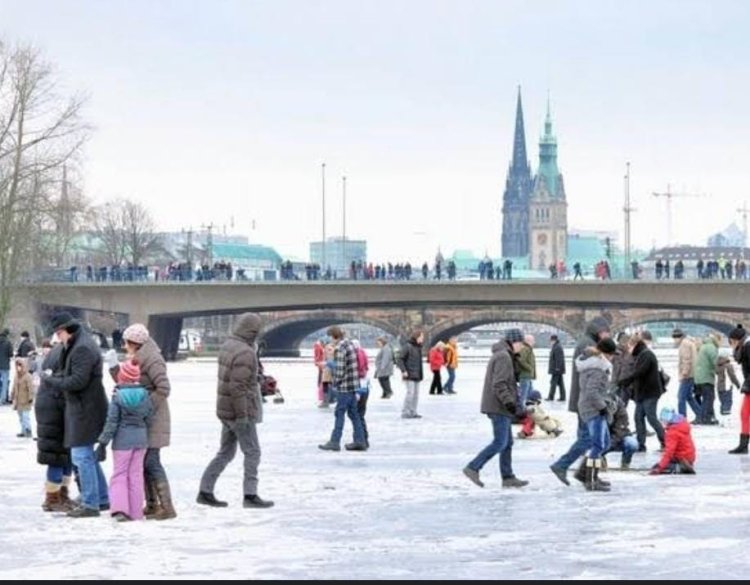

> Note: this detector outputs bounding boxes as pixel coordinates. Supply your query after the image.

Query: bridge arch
[426,309,581,345]
[612,311,743,337]
[260,311,401,357]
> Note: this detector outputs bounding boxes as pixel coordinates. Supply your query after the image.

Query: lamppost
[342,175,347,273]
[321,163,327,271]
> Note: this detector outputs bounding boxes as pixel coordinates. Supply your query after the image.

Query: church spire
[512,86,528,172]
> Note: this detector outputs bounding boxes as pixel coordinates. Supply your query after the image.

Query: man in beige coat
[197,313,274,509]
[673,329,700,419]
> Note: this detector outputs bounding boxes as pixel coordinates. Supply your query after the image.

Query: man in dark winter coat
[547,334,566,401]
[43,313,109,518]
[619,332,666,451]
[463,329,529,489]
[0,328,12,404]
[397,329,425,419]
[550,316,611,486]
[198,312,274,509]
[16,331,36,358]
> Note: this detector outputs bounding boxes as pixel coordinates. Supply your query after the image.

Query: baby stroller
[258,361,284,404]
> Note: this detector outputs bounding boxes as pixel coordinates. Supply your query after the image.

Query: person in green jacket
[694,334,719,425]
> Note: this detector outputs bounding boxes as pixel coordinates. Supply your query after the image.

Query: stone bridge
[10,281,750,358]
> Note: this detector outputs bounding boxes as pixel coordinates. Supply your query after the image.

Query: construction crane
[652,185,705,247]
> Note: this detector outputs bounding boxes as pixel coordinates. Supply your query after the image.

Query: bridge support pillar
[148,316,183,361]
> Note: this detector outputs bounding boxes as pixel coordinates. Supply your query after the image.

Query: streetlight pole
[624,162,632,278]
[321,163,327,271]
[342,175,347,272]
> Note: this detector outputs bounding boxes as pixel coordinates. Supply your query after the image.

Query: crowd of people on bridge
[4,302,750,519]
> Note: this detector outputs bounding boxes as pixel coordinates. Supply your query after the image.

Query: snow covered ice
[2,352,750,580]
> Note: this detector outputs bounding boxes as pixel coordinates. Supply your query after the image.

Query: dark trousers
[718,389,733,415]
[429,370,443,394]
[548,373,566,400]
[635,397,665,448]
[698,383,717,423]
[357,392,369,442]
[377,376,392,398]
[144,448,168,483]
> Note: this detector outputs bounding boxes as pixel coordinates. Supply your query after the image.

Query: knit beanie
[123,323,150,346]
[117,360,141,385]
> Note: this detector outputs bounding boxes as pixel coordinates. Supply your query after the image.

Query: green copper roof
[533,99,563,200]
[211,242,282,265]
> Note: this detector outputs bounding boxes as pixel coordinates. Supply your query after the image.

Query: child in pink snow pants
[96,359,152,521]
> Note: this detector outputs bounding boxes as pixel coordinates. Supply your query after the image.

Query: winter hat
[596,338,618,355]
[527,389,543,404]
[504,328,524,344]
[49,312,77,332]
[123,323,150,346]
[117,359,141,385]
[729,324,746,341]
[672,328,686,339]
[658,407,680,424]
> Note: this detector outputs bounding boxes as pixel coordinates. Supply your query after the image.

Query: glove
[504,401,518,416]
[599,408,609,417]
[94,443,107,462]
[648,464,661,476]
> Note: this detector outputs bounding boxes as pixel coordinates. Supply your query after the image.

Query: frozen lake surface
[1,350,749,580]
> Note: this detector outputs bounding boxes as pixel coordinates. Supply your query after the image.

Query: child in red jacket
[650,408,696,475]
[428,341,445,395]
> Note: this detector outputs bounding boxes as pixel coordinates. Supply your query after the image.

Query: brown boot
[143,480,160,519]
[59,485,75,512]
[153,481,177,520]
[42,490,61,512]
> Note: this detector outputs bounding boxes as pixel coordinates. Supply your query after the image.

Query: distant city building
[529,101,568,270]
[211,242,282,280]
[310,237,367,275]
[501,88,568,269]
[707,223,745,248]
[501,89,533,258]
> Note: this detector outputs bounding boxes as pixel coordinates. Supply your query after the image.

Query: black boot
[728,434,749,454]
[196,491,228,508]
[243,495,274,509]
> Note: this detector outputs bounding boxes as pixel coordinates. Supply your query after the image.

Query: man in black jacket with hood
[0,328,12,404]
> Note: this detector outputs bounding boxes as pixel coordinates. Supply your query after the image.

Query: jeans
[677,378,700,418]
[635,398,665,448]
[330,392,366,445]
[548,373,566,400]
[144,448,168,484]
[519,379,533,408]
[71,445,109,510]
[444,367,456,392]
[586,415,611,459]
[698,384,716,423]
[47,464,73,484]
[620,436,638,465]
[553,416,592,470]
[0,369,9,403]
[718,389,733,415]
[200,419,262,496]
[17,410,31,434]
[467,414,514,479]
[357,392,369,443]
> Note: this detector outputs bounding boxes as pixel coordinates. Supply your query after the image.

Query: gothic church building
[501,89,567,269]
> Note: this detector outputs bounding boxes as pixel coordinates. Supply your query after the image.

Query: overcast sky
[2,0,749,262]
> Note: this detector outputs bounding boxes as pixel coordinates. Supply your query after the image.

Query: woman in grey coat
[374,337,394,399]
[575,338,617,492]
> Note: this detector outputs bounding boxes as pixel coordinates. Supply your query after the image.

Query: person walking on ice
[463,328,529,489]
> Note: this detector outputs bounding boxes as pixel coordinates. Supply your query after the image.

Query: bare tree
[0,40,89,322]
[91,198,162,266]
